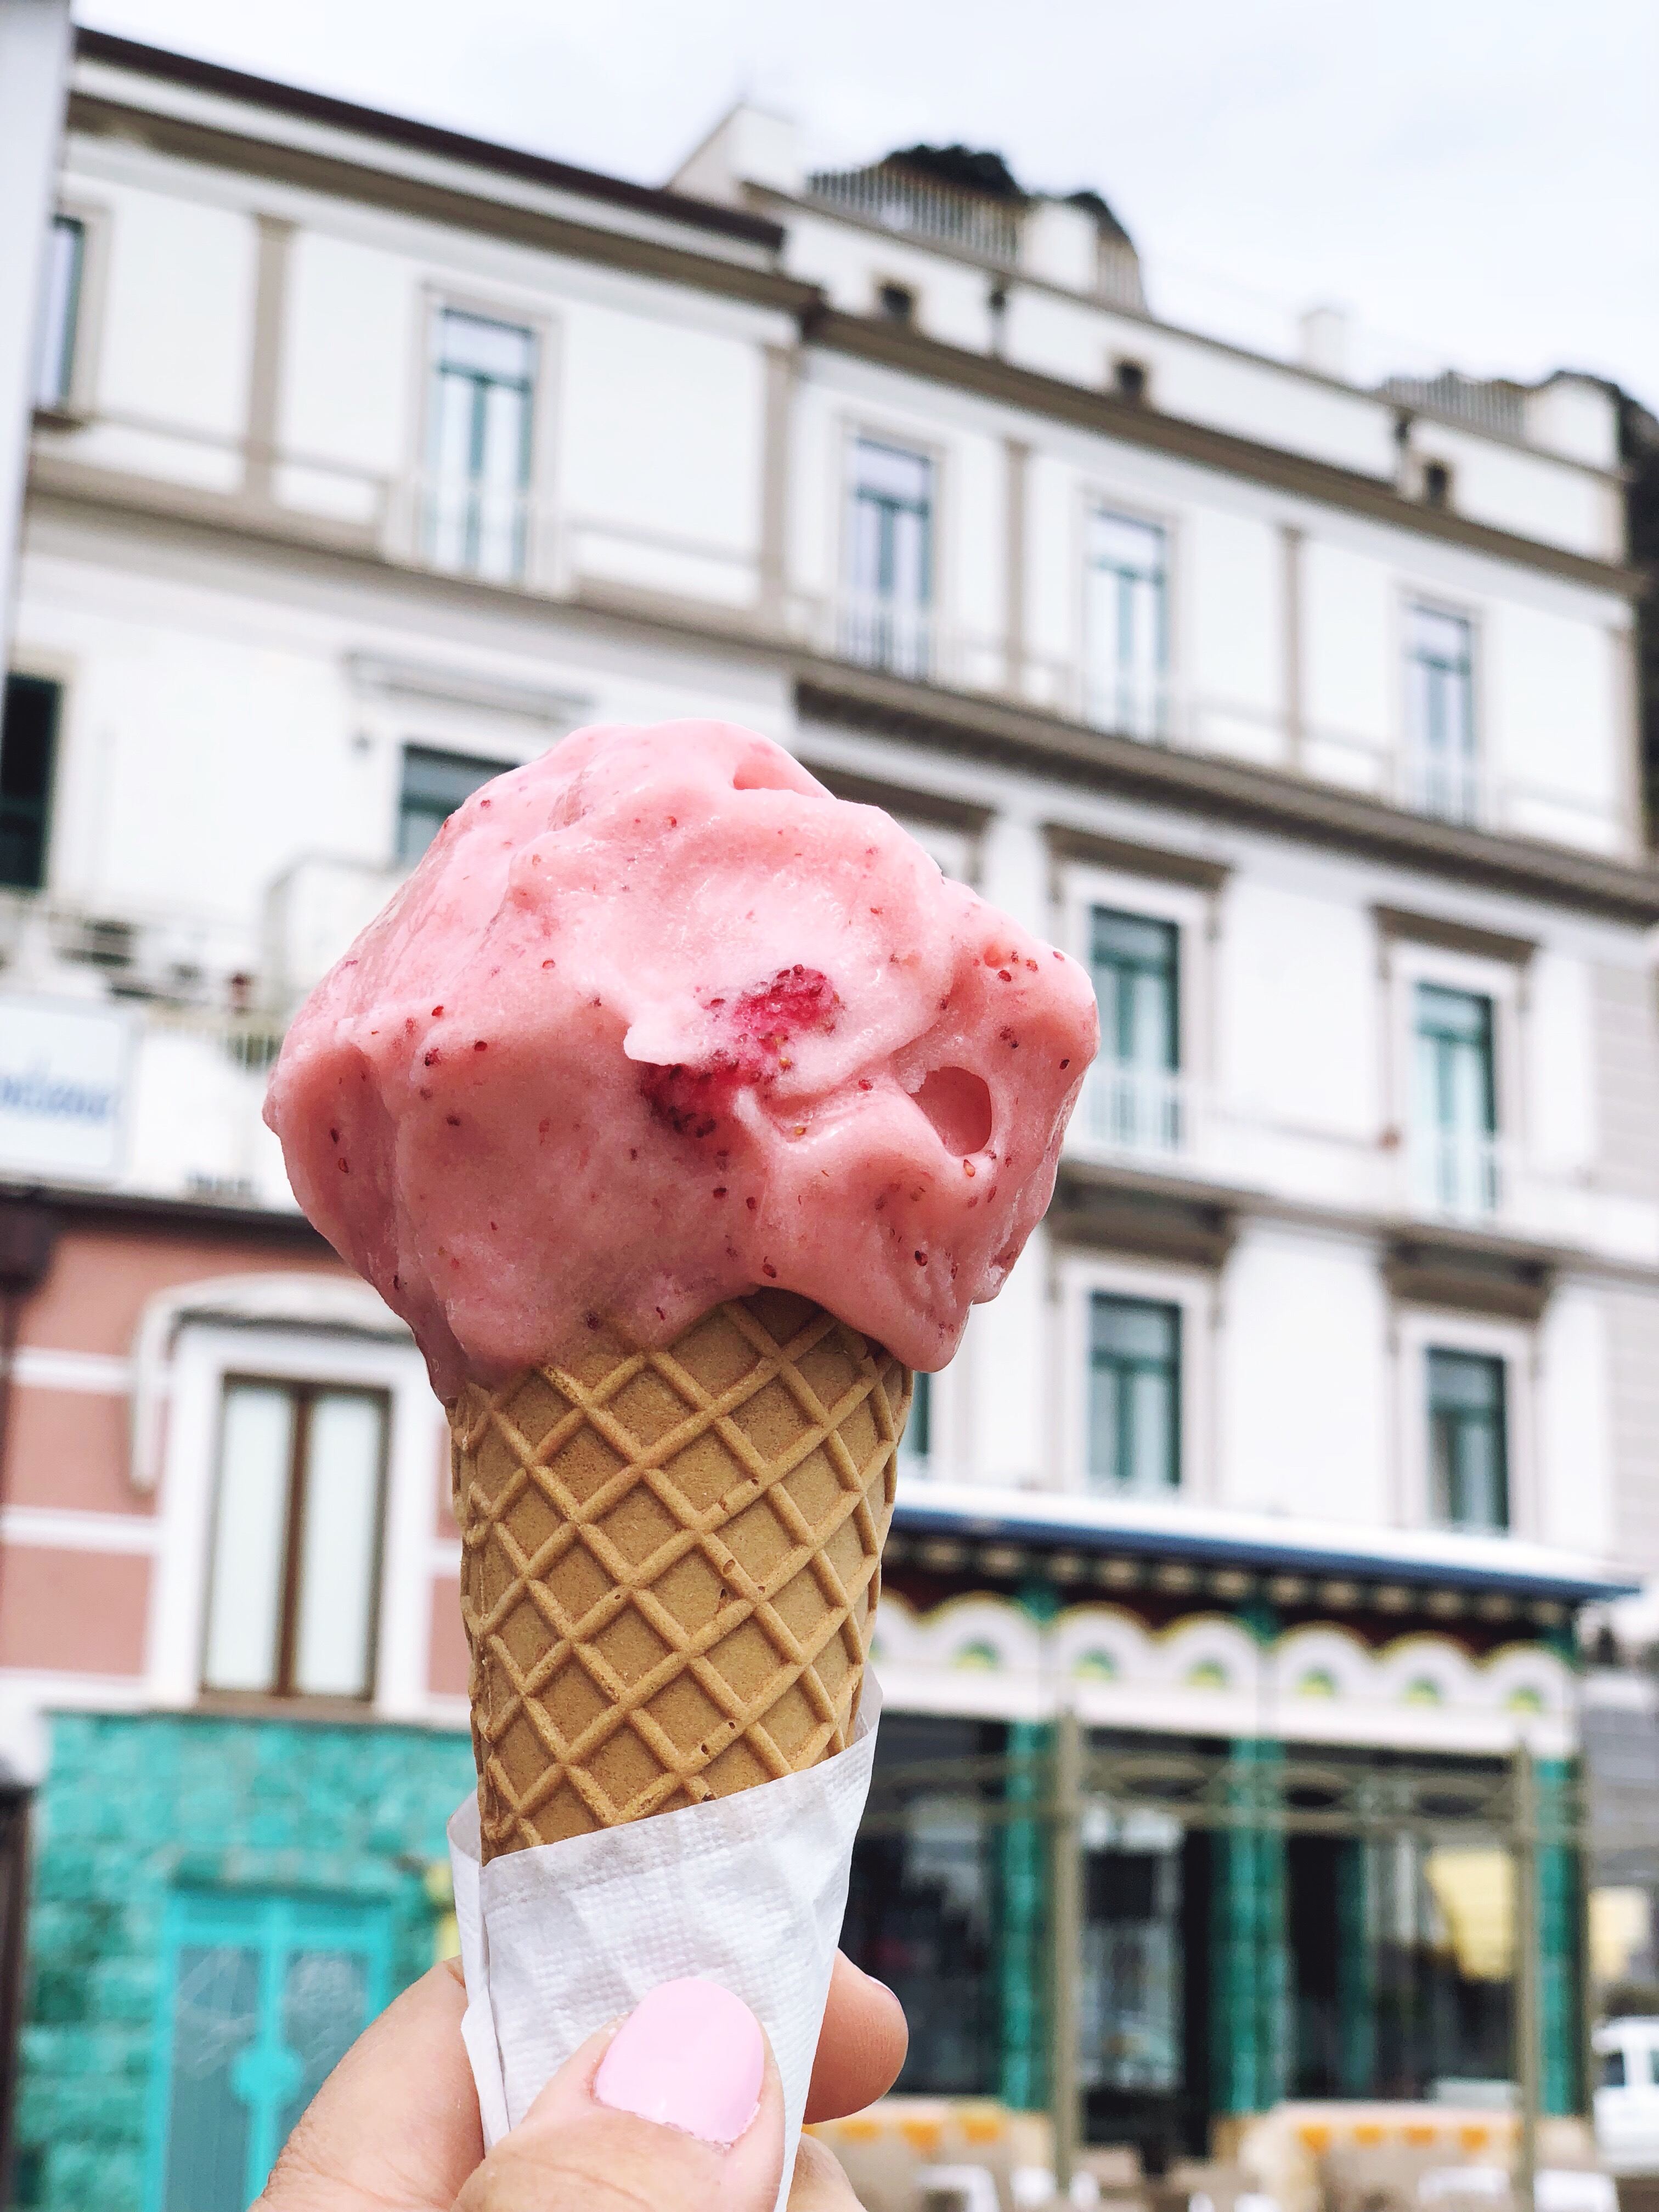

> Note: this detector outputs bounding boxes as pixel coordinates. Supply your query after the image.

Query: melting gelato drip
[266,720,1099,1398]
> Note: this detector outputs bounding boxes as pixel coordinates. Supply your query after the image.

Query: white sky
[76,0,1659,409]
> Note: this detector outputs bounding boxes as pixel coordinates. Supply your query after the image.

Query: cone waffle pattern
[450,1289,911,1860]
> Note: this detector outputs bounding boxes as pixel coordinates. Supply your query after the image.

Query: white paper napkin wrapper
[449,1682,881,2212]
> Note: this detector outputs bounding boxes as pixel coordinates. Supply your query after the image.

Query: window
[0,673,59,890]
[1088,1293,1180,1493]
[425,308,534,582]
[898,1370,932,1474]
[201,1380,387,1699]
[1414,983,1498,1216]
[845,437,933,678]
[1085,510,1166,738]
[1111,357,1148,403]
[1087,907,1181,1153]
[150,1889,391,2212]
[33,213,84,410]
[876,282,915,324]
[1427,1348,1508,1530]
[1422,460,1453,510]
[397,744,515,866]
[1406,605,1477,823]
[1603,2050,1628,2089]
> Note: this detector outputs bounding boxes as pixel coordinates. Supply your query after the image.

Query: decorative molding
[1385,1237,1554,1323]
[804,308,1639,599]
[66,91,816,324]
[1373,903,1538,968]
[0,1506,157,1553]
[802,760,994,836]
[1049,1163,1238,1269]
[2,1348,131,1395]
[797,670,1659,928]
[1045,820,1230,893]
[868,1590,1574,1756]
[129,1271,411,1492]
[72,31,786,251]
[345,651,587,727]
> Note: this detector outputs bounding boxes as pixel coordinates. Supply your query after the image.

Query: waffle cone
[449,1288,911,1861]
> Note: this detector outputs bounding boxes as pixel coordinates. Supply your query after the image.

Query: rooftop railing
[805,162,1023,266]
[1381,373,1528,441]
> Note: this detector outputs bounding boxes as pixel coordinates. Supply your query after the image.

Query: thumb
[453,1978,785,2212]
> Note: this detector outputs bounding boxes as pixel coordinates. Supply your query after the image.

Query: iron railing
[806,163,1023,265]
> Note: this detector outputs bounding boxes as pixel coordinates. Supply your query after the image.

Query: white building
[0,31,1651,2203]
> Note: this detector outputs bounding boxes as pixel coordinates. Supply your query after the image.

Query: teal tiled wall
[13,1711,473,2212]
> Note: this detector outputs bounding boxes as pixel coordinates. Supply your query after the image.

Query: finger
[258,1959,481,2212]
[455,1978,786,2212]
[789,2131,868,2209]
[805,1951,909,2123]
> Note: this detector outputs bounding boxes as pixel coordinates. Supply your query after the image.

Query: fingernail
[593,1978,764,2147]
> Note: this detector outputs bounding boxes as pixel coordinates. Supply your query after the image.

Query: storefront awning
[891,1477,1638,1610]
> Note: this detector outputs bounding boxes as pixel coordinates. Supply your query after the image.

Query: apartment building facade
[0,31,1652,2204]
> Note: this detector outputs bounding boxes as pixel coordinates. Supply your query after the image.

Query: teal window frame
[145,1889,392,2212]
[1406,603,1477,823]
[1084,507,1168,738]
[425,307,535,581]
[1088,1292,1181,1494]
[397,743,516,866]
[0,673,60,891]
[1427,1347,1509,1531]
[845,437,933,676]
[1414,981,1498,1214]
[1091,907,1178,1073]
[1088,906,1182,1153]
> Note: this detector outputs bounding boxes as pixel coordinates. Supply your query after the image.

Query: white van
[1594,2017,1659,2172]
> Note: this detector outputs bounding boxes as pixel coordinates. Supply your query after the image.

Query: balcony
[29,414,1633,864]
[1410,1128,1504,1224]
[1079,1062,1191,1165]
[1060,1059,1659,1267]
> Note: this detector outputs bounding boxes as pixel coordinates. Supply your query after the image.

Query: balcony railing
[1402,746,1484,830]
[29,411,1632,866]
[1081,1062,1191,1163]
[834,594,935,683]
[806,163,1023,266]
[1410,1129,1505,1223]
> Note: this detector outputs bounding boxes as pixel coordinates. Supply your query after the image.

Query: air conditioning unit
[51,912,137,969]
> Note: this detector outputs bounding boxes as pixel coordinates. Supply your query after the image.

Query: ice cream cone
[449,1287,911,1861]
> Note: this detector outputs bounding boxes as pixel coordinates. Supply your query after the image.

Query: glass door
[148,1891,392,2212]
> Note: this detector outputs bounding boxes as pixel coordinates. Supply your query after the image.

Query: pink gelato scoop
[266,720,1098,1398]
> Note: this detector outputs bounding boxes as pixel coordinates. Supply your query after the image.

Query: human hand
[257,1948,906,2210]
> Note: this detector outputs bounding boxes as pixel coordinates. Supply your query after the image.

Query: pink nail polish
[593,1978,764,2147]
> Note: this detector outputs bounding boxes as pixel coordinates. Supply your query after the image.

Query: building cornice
[64,91,820,324]
[26,463,1659,928]
[63,74,1632,592]
[804,307,1639,597]
[0,1181,327,1247]
[797,662,1659,926]
[890,1479,1636,1607]
[72,29,784,251]
[764,191,1624,490]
